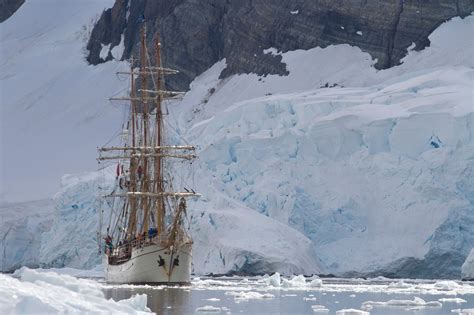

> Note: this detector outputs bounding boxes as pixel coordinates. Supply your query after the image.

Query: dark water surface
[102,277,474,315]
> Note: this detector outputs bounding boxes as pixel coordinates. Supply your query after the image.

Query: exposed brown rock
[0,0,25,23]
[87,0,474,90]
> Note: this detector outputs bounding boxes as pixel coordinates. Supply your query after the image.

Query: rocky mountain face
[0,0,24,23]
[87,0,473,91]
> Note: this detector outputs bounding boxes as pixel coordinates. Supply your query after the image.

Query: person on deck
[137,165,143,180]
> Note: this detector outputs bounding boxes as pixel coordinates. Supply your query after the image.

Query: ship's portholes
[173,256,180,267]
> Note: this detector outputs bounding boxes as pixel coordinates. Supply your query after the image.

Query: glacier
[166,14,474,277]
[462,250,474,280]
[38,168,322,275]
[1,0,474,278]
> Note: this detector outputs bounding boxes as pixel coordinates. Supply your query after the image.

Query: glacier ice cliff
[462,249,474,280]
[37,169,322,275]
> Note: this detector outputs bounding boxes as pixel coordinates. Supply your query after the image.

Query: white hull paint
[105,243,192,284]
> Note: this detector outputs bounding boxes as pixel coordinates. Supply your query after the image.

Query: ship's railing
[108,233,191,264]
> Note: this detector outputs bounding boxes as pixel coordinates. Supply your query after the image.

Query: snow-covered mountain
[0,0,126,203]
[1,1,473,278]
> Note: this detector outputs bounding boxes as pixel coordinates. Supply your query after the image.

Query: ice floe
[336,309,369,315]
[312,305,329,313]
[0,268,151,314]
[452,309,474,315]
[265,272,281,286]
[282,274,307,287]
[225,291,275,302]
[439,298,467,303]
[387,279,413,289]
[435,280,462,290]
[362,296,442,310]
[196,305,222,313]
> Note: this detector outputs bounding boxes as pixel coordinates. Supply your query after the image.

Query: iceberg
[0,268,151,314]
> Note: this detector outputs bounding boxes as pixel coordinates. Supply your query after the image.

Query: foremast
[98,24,198,250]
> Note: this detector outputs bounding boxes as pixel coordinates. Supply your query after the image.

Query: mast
[139,25,151,234]
[127,57,138,240]
[154,35,165,235]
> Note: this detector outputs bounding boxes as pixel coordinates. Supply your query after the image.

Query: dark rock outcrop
[0,0,25,23]
[87,0,474,91]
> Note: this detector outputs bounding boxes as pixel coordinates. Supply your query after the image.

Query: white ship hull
[104,242,192,284]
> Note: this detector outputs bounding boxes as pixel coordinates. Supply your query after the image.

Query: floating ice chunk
[350,294,356,298]
[336,309,369,315]
[265,272,281,286]
[226,291,274,302]
[14,267,104,298]
[206,298,221,302]
[312,305,329,313]
[292,274,307,285]
[388,280,413,289]
[196,305,222,313]
[117,294,150,311]
[362,296,442,309]
[371,276,390,281]
[434,281,462,290]
[290,10,299,15]
[304,297,317,301]
[452,309,474,315]
[310,278,323,287]
[356,31,363,36]
[0,268,151,314]
[282,274,307,287]
[439,298,466,303]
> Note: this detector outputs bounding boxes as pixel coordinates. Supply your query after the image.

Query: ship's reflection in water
[103,277,474,315]
[104,286,192,314]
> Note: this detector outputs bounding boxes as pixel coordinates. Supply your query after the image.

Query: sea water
[102,277,474,314]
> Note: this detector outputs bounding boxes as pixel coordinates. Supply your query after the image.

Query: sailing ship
[97,24,199,284]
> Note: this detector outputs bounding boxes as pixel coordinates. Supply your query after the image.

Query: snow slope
[0,0,127,203]
[1,0,473,277]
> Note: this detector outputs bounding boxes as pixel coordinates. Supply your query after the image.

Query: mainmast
[154,34,166,235]
[139,25,151,234]
[127,57,138,240]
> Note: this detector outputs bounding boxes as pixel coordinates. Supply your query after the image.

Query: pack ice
[1,0,474,278]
